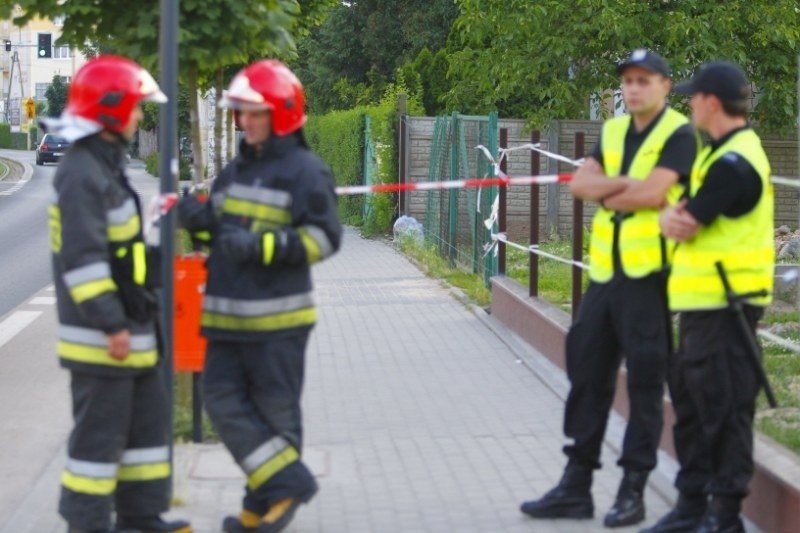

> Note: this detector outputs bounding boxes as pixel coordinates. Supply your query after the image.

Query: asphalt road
[0,149,53,319]
[0,149,160,319]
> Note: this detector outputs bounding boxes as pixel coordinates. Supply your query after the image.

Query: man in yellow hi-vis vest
[646,62,773,533]
[520,50,697,528]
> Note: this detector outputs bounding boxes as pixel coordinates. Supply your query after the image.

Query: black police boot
[115,515,192,533]
[694,496,744,533]
[520,462,594,519]
[604,469,648,528]
[639,492,707,532]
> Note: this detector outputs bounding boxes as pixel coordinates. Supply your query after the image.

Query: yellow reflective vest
[588,108,689,282]
[668,128,773,311]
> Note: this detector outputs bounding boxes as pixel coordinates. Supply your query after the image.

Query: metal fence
[424,112,499,285]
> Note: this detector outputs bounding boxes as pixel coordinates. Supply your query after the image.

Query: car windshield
[46,136,68,144]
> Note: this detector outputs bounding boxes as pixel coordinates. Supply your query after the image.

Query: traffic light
[4,40,10,52]
[37,33,51,58]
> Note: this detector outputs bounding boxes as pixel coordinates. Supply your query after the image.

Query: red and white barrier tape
[335,173,573,196]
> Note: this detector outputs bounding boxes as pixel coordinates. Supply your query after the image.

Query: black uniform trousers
[60,368,171,530]
[563,272,670,472]
[669,306,762,498]
[203,332,317,516]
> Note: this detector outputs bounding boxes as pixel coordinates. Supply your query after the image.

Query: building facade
[0,10,89,126]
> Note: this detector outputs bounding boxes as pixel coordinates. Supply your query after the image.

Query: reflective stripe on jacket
[185,132,342,341]
[50,135,157,376]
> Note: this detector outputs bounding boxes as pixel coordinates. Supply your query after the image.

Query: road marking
[0,311,42,349]
[0,179,30,196]
[29,296,56,305]
[44,285,55,292]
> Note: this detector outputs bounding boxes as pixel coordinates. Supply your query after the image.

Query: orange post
[173,255,207,372]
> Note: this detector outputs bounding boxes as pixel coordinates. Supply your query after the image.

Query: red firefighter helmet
[66,55,167,133]
[219,59,306,136]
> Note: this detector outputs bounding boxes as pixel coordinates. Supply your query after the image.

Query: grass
[172,373,218,442]
[506,239,590,312]
[757,320,800,454]
[395,235,491,307]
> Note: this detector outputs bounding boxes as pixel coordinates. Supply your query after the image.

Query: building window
[53,45,72,59]
[53,15,65,26]
[35,83,49,100]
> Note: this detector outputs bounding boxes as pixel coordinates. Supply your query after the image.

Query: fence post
[546,121,560,238]
[397,94,407,216]
[571,132,585,319]
[448,112,459,261]
[530,130,540,297]
[498,128,508,275]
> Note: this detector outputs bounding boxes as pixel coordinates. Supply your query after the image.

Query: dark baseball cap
[674,61,750,103]
[617,49,671,78]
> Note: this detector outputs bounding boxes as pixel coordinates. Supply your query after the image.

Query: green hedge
[305,108,366,225]
[144,152,192,181]
[306,88,423,233]
[0,123,38,150]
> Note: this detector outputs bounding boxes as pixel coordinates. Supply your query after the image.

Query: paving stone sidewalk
[5,227,687,532]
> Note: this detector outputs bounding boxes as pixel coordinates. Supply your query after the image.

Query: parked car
[36,134,70,165]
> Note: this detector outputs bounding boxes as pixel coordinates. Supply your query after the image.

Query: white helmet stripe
[138,68,167,103]
[225,73,265,105]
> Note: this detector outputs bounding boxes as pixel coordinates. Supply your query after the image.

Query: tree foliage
[0,0,336,178]
[44,74,68,117]
[294,0,458,113]
[447,0,800,132]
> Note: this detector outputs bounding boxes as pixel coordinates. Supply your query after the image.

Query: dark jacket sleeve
[293,155,343,264]
[56,157,128,333]
[263,152,342,267]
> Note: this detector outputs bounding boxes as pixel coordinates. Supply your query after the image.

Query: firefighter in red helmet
[46,55,191,533]
[177,59,342,532]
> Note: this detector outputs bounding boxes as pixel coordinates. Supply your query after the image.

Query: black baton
[714,261,777,408]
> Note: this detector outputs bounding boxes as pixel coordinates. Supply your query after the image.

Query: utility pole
[5,51,22,126]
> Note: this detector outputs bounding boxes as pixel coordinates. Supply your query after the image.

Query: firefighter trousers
[59,368,171,530]
[203,333,317,516]
[669,307,762,498]
[562,273,670,472]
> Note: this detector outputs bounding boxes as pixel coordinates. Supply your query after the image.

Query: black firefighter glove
[219,227,303,266]
[176,191,212,230]
[219,227,263,264]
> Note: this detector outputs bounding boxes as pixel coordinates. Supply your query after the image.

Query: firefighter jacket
[668,128,773,311]
[180,131,342,341]
[588,108,689,283]
[50,135,159,376]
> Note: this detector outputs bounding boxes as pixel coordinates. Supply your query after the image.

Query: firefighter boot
[604,470,648,527]
[640,493,706,532]
[694,496,744,533]
[221,510,263,533]
[520,462,594,519]
[114,515,192,533]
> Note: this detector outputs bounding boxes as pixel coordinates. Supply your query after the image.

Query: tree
[1,0,336,180]
[294,0,458,113]
[447,0,800,132]
[44,75,68,117]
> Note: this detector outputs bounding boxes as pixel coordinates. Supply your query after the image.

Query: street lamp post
[158,0,179,490]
